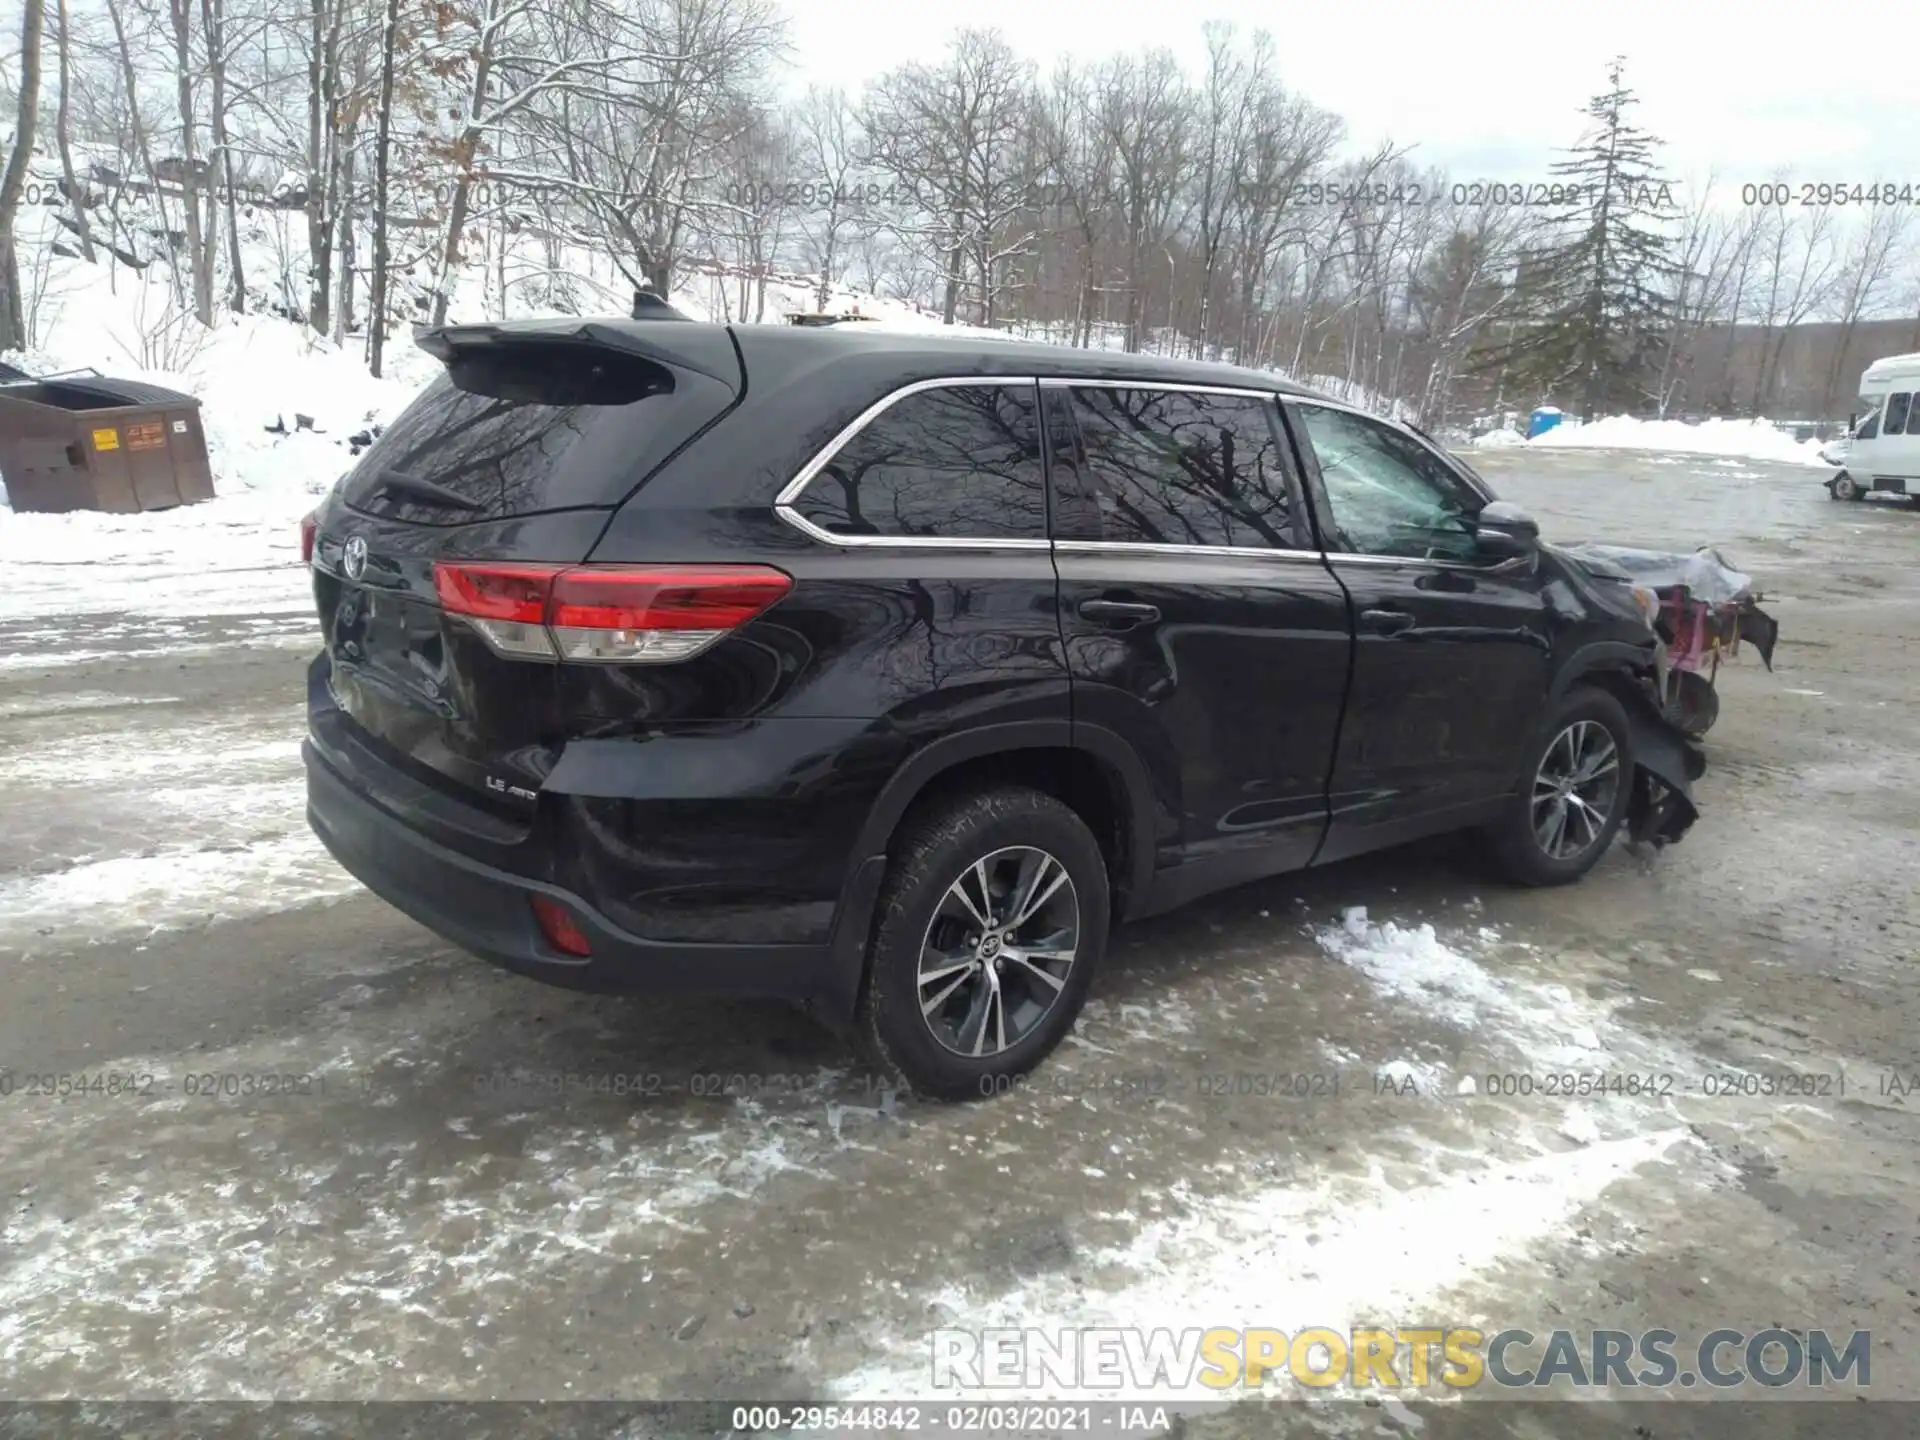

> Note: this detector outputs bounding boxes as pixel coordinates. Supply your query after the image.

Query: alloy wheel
[916,845,1080,1057]
[1531,719,1622,861]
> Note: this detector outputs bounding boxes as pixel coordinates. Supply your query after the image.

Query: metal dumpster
[0,363,215,514]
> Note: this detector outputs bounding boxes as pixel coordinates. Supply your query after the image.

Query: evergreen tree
[1478,58,1679,420]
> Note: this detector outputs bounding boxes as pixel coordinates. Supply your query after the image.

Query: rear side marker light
[431,562,792,665]
[300,511,319,565]
[529,895,593,957]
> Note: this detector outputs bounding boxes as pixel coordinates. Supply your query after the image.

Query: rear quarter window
[787,382,1047,540]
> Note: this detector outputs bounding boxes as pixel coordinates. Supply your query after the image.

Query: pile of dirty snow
[1472,414,1832,467]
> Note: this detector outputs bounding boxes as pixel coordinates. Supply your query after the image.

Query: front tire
[1484,687,1635,887]
[1831,472,1864,502]
[857,786,1109,1101]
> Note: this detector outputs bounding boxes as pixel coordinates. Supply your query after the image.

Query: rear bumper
[306,736,848,1001]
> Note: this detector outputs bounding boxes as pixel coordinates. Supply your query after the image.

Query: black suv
[303,316,1703,1098]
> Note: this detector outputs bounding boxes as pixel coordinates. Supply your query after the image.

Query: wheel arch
[817,722,1158,1026]
[1547,642,1656,707]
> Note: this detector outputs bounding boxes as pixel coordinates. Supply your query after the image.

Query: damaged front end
[1555,542,1780,741]
[1542,541,1781,850]
[1617,684,1708,848]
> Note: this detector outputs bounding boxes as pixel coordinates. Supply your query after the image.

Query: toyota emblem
[342,534,368,581]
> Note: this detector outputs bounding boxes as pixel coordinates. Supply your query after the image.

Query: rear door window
[788,382,1047,540]
[1047,386,1299,548]
[342,342,731,523]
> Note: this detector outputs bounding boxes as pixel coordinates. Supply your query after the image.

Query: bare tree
[865,30,1035,326]
[0,0,46,351]
[1093,50,1186,352]
[1818,204,1909,414]
[1748,202,1837,415]
[201,0,245,311]
[792,85,862,312]
[53,0,94,263]
[366,0,397,373]
[102,0,182,299]
[166,0,216,322]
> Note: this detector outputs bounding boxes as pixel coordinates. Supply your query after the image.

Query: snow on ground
[1473,414,1833,467]
[0,688,354,951]
[828,906,1718,1405]
[831,1131,1687,1403]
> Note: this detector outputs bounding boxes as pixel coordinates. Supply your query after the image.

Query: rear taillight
[300,511,319,565]
[431,562,793,664]
[432,562,560,659]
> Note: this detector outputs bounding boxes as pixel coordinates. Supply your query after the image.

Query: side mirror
[1474,500,1539,559]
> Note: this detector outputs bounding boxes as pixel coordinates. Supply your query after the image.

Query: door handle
[1360,607,1417,635]
[1078,598,1161,628]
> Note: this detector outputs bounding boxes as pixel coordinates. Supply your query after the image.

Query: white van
[1823,352,1920,502]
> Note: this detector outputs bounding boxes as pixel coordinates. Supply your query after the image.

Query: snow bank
[1472,413,1832,467]
[0,231,430,616]
[1470,426,1526,448]
[10,249,425,509]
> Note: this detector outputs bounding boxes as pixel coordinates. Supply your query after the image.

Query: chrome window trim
[771,375,1046,550]
[1039,376,1288,403]
[1052,539,1324,563]
[1321,551,1471,569]
[773,515,1053,551]
[772,373,1309,551]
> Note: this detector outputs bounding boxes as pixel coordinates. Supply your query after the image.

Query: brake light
[300,511,319,564]
[431,562,792,664]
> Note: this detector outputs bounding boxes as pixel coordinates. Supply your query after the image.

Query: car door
[1877,389,1916,492]
[1044,381,1353,908]
[1281,399,1552,863]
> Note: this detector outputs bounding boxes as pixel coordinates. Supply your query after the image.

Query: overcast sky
[779,0,1906,196]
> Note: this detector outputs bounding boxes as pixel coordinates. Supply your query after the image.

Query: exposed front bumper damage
[1620,690,1707,847]
[1548,541,1781,849]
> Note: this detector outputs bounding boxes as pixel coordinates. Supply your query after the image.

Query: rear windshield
[341,342,730,523]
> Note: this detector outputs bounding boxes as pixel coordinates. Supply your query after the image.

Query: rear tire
[857,786,1109,1101]
[1484,687,1635,887]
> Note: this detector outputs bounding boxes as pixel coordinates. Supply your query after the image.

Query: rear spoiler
[411,317,736,388]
